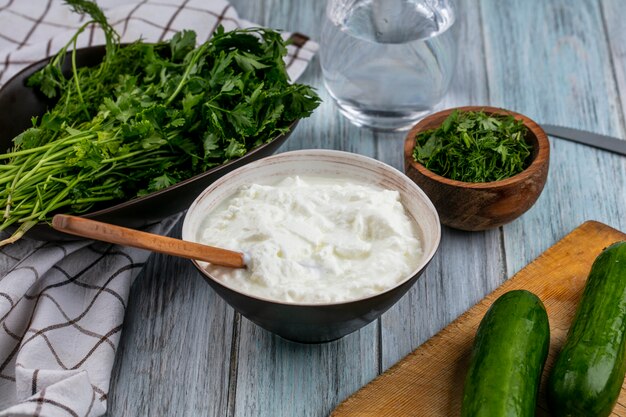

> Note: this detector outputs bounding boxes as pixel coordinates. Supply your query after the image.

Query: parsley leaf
[0,1,320,245]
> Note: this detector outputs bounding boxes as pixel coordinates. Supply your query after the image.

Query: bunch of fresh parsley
[0,0,320,244]
[412,110,531,183]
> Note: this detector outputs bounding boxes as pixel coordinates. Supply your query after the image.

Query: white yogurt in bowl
[182,149,440,342]
[199,175,422,303]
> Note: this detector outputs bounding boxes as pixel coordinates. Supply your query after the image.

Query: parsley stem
[165,44,208,106]
[0,135,88,159]
[71,36,89,120]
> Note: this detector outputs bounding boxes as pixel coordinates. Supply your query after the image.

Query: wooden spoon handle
[52,214,246,268]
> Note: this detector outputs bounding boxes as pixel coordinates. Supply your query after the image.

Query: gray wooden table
[106,0,626,415]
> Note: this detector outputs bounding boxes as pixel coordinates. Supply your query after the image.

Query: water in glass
[320,0,457,130]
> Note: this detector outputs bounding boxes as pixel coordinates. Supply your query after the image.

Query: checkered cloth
[0,1,317,416]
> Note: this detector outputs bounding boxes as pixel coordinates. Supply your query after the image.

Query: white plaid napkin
[0,1,318,416]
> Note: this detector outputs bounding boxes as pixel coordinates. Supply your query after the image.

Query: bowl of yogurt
[182,149,441,343]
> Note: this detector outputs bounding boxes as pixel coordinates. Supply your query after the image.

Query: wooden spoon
[52,214,247,268]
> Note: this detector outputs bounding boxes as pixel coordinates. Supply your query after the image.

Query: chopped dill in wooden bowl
[403,106,550,231]
[412,109,532,183]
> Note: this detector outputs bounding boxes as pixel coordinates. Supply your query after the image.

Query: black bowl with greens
[0,22,319,243]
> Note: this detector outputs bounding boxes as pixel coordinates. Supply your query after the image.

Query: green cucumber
[461,289,550,417]
[547,241,626,417]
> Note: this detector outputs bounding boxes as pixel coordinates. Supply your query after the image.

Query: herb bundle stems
[0,0,319,245]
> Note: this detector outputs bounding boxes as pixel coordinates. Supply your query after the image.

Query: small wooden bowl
[403,106,550,231]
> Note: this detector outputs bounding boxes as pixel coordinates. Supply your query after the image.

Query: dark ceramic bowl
[182,150,441,343]
[404,106,550,231]
[0,46,296,241]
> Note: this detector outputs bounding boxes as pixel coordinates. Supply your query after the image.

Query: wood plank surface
[331,221,626,417]
[103,0,626,416]
[600,0,626,135]
[107,221,235,416]
[208,2,381,417]
[481,0,626,274]
[373,0,507,374]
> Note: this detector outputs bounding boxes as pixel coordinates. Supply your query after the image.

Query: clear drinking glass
[320,0,458,131]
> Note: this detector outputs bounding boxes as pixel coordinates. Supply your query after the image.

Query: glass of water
[320,0,458,131]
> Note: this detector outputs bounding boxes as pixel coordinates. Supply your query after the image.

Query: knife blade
[542,124,626,156]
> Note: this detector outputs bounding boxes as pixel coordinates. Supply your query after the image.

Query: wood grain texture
[106,221,235,417]
[234,320,378,417]
[102,0,626,416]
[601,0,626,134]
[220,1,380,417]
[377,0,506,372]
[331,221,626,417]
[480,0,626,275]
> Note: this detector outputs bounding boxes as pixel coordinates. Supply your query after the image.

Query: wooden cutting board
[331,220,626,417]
